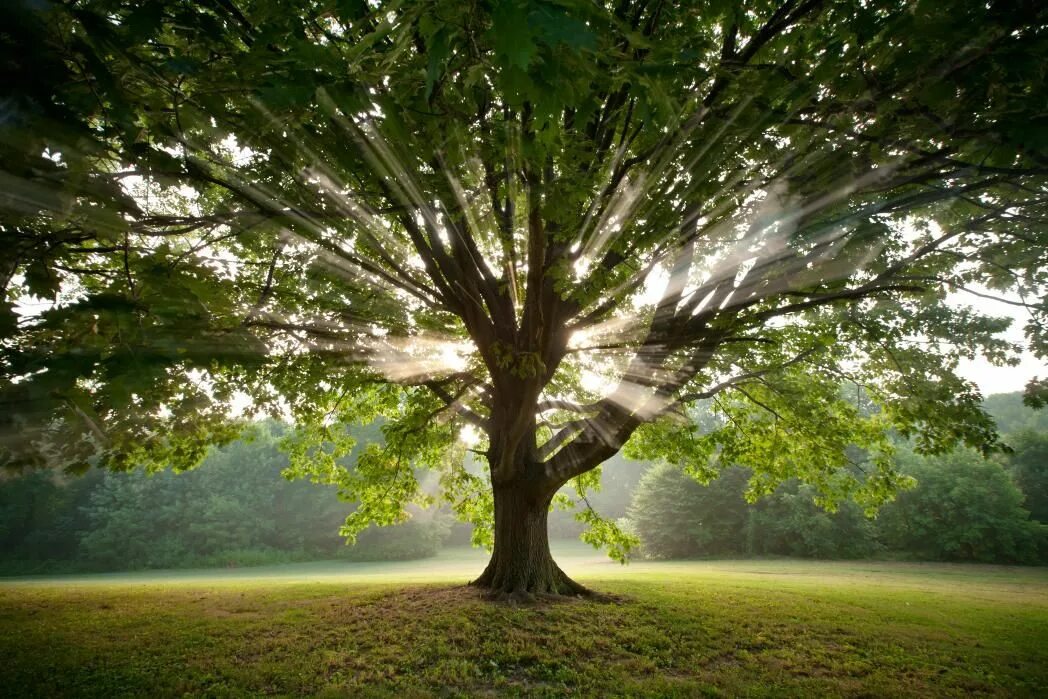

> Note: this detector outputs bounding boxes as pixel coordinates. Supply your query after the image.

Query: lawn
[1,546,1046,697]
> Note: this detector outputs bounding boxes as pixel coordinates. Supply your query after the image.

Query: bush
[193,548,305,569]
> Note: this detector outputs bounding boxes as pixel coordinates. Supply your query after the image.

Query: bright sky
[636,263,1044,398]
[952,290,1044,396]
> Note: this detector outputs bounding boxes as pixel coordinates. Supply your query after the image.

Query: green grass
[1,546,1046,697]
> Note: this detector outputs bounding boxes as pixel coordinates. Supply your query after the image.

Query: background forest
[2,392,1045,575]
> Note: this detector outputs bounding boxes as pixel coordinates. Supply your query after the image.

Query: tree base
[472,482,599,603]
[469,558,592,603]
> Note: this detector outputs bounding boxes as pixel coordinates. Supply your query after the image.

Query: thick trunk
[470,481,589,600]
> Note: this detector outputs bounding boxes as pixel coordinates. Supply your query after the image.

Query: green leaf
[24,259,60,299]
[491,0,536,70]
[124,2,164,40]
[529,3,596,50]
[425,27,450,102]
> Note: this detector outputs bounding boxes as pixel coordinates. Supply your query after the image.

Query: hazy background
[1,390,1045,576]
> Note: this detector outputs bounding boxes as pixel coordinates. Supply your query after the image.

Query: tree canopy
[2,0,1046,595]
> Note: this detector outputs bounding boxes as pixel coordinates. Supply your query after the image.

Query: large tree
[1,0,1046,597]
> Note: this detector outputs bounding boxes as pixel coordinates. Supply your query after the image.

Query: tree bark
[470,481,589,600]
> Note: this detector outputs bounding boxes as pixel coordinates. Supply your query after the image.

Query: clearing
[1,544,1046,697]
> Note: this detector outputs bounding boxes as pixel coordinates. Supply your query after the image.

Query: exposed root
[469,562,599,603]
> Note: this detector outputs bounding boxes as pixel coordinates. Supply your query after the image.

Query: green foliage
[627,368,907,515]
[0,424,451,572]
[440,454,495,550]
[543,460,641,561]
[277,385,458,543]
[985,392,1048,435]
[77,436,313,569]
[491,341,547,379]
[1025,378,1048,410]
[0,470,100,569]
[627,401,1048,565]
[547,453,647,543]
[875,447,1046,564]
[573,505,637,564]
[628,463,877,560]
[342,517,452,562]
[1004,430,1048,524]
[629,464,750,559]
[745,481,879,559]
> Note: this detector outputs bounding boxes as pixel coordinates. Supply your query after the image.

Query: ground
[1,544,1046,697]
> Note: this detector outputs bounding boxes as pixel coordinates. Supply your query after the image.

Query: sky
[952,290,1044,396]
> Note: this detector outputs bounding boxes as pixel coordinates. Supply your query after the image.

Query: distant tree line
[0,394,1045,573]
[625,395,1048,565]
[0,423,451,574]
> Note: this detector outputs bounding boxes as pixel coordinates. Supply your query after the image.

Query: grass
[1,545,1046,697]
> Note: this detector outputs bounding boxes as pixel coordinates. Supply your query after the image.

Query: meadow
[2,545,1046,697]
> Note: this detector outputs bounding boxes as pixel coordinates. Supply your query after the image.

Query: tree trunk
[470,481,589,600]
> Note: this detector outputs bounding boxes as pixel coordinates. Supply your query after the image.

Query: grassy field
[1,545,1046,697]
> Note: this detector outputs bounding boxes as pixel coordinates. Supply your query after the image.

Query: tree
[876,447,1046,563]
[77,432,451,569]
[629,463,750,558]
[0,423,450,571]
[0,469,100,569]
[2,0,1047,597]
[984,392,1048,435]
[1004,430,1048,524]
[77,426,323,569]
[628,463,877,559]
[745,480,877,559]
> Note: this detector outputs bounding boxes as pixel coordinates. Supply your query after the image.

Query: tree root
[469,562,602,603]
